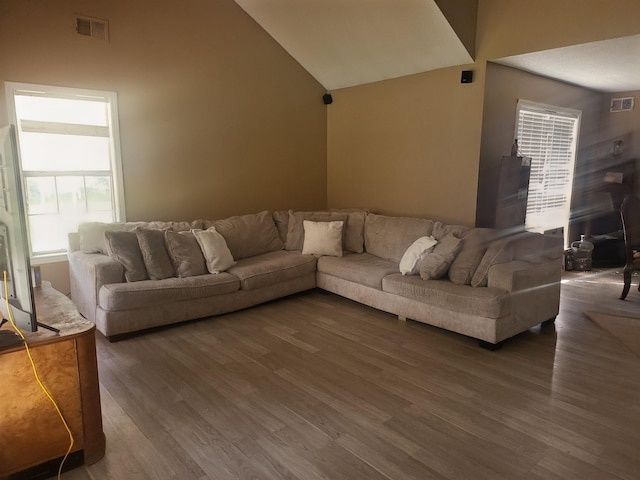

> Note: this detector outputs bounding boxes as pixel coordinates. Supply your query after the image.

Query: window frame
[515,99,581,247]
[5,82,126,264]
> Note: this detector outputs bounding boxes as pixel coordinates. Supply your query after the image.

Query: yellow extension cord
[3,271,75,479]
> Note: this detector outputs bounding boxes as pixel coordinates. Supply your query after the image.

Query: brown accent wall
[0,0,327,289]
[0,0,327,222]
[327,64,483,226]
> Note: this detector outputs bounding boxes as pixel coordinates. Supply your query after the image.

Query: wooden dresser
[0,282,105,478]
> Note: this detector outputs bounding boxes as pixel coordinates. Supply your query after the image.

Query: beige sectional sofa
[67,209,563,348]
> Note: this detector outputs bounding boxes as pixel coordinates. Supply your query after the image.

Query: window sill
[32,253,69,265]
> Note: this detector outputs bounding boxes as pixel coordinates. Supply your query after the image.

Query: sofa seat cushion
[99,273,240,312]
[317,253,399,290]
[227,250,317,291]
[382,274,510,319]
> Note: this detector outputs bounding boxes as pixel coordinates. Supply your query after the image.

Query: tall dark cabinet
[494,155,531,229]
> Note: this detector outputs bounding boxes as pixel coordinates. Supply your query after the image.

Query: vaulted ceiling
[233,1,640,94]
[233,0,475,91]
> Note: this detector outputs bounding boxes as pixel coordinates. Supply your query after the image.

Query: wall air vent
[75,15,109,42]
[610,97,634,112]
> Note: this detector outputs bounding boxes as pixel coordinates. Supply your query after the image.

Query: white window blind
[515,100,580,245]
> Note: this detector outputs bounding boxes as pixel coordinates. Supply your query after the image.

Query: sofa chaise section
[316,213,562,347]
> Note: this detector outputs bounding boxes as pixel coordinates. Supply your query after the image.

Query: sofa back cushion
[78,220,192,254]
[147,220,194,232]
[432,221,471,241]
[510,231,547,262]
[79,222,130,254]
[211,211,283,260]
[364,214,434,263]
[272,210,290,244]
[470,231,561,288]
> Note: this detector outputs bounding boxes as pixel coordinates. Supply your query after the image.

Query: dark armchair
[619,194,640,300]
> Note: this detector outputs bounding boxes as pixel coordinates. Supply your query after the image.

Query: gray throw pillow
[164,230,207,278]
[448,228,496,285]
[418,234,462,280]
[104,230,149,282]
[136,227,175,280]
[471,237,513,287]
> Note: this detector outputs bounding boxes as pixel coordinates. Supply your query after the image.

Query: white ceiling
[233,0,473,91]
[234,1,639,94]
[495,34,640,93]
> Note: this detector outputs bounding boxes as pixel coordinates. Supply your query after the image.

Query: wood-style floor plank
[48,269,640,480]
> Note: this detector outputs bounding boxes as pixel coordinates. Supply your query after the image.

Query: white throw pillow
[302,220,344,257]
[399,236,438,275]
[192,227,236,274]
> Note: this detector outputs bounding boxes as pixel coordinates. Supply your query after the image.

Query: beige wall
[327,64,483,226]
[40,262,70,296]
[327,0,640,226]
[0,0,327,288]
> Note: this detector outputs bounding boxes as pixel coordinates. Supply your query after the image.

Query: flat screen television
[0,124,37,333]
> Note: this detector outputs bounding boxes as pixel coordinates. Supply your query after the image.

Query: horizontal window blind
[516,101,580,244]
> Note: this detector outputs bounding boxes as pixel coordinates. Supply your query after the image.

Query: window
[5,83,125,262]
[515,100,580,247]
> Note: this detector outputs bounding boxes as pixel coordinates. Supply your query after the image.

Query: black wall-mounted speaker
[461,70,473,84]
[323,93,333,105]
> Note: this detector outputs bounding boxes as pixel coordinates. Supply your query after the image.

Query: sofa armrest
[488,258,562,332]
[488,259,561,293]
[68,250,124,322]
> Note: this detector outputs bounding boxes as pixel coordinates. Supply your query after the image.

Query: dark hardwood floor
[54,269,640,480]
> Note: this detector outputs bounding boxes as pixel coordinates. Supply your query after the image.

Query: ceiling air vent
[610,97,634,112]
[76,15,109,41]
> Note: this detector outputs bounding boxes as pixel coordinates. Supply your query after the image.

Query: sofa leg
[397,315,407,322]
[542,316,556,326]
[478,339,503,351]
